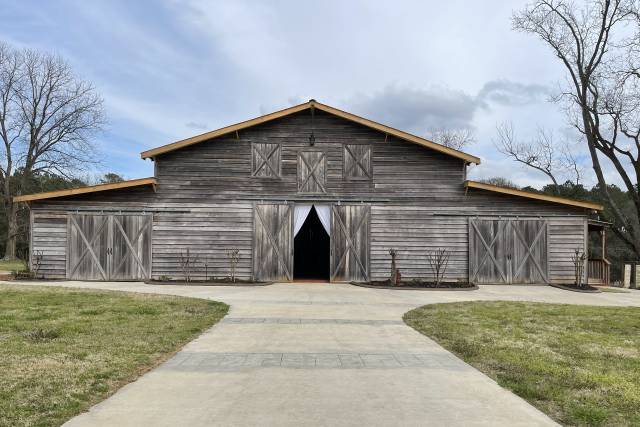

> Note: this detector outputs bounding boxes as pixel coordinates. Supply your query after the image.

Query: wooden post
[389,248,397,286]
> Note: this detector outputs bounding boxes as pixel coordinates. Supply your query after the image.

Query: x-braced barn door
[67,214,152,281]
[469,218,548,284]
[68,215,109,280]
[110,215,152,280]
[331,205,370,282]
[253,204,293,281]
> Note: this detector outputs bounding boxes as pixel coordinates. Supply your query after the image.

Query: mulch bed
[351,280,478,291]
[146,279,272,287]
[549,283,601,293]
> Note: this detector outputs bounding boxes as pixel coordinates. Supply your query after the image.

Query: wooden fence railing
[587,258,610,286]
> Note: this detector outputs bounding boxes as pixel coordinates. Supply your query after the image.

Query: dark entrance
[294,206,330,280]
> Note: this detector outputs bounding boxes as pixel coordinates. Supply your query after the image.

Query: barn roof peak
[140,100,482,164]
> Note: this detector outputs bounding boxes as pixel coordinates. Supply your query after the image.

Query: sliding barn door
[68,214,110,280]
[253,204,293,281]
[67,214,152,281]
[511,220,548,283]
[331,205,370,282]
[469,218,548,284]
[110,215,152,280]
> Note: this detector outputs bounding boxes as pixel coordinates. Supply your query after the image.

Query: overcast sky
[0,0,604,187]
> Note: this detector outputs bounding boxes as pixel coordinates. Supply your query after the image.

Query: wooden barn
[15,100,605,285]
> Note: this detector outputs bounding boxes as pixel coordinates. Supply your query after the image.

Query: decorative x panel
[252,143,281,178]
[344,144,372,180]
[298,151,326,193]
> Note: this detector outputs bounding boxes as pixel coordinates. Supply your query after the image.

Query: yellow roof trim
[14,178,157,203]
[140,100,481,164]
[464,180,603,211]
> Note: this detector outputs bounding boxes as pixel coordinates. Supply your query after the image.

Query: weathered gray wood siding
[152,203,254,280]
[548,216,587,284]
[370,201,586,284]
[153,110,465,202]
[31,211,68,278]
[29,187,156,279]
[28,110,591,283]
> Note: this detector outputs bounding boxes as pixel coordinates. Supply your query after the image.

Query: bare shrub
[572,249,587,288]
[426,248,451,287]
[178,249,199,283]
[31,250,43,279]
[226,249,240,283]
[203,259,210,282]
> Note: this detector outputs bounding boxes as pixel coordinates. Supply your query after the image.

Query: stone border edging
[548,283,601,293]
[350,281,479,291]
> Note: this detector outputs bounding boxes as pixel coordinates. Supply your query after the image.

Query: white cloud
[0,0,619,187]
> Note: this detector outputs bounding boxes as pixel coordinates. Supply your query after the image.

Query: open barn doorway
[294,205,330,281]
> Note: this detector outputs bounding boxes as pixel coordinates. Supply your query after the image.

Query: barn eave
[464,180,603,211]
[13,177,157,203]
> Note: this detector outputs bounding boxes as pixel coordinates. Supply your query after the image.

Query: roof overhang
[140,100,481,164]
[464,180,603,211]
[14,177,157,203]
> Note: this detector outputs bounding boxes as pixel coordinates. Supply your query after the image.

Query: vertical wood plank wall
[28,110,590,283]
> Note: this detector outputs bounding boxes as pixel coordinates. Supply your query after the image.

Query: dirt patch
[351,280,477,291]
[146,279,272,287]
[549,283,601,293]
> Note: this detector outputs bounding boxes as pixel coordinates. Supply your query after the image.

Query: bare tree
[426,127,475,150]
[561,143,586,185]
[479,177,520,189]
[513,0,640,256]
[99,173,124,184]
[426,248,451,287]
[0,42,104,259]
[495,122,582,191]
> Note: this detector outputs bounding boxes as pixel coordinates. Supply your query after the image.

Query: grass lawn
[404,302,640,426]
[0,259,26,271]
[0,285,228,427]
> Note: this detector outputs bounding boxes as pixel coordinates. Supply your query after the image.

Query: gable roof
[140,100,481,164]
[13,178,156,203]
[464,180,603,211]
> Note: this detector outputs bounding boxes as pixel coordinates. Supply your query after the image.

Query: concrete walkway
[9,281,640,426]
